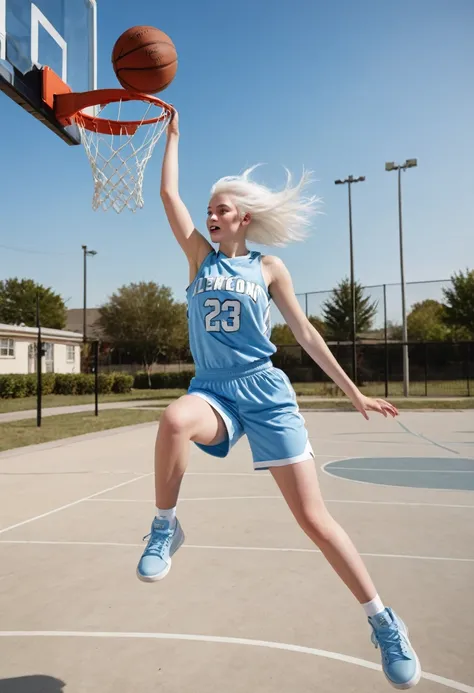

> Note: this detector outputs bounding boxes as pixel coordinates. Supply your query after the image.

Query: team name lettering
[193,276,260,302]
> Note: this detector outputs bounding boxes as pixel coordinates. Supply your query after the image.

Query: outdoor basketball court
[0,410,473,693]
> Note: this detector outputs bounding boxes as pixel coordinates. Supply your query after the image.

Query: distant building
[0,323,83,375]
[66,308,105,339]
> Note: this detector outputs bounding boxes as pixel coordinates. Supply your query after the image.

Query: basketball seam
[117,74,174,92]
[115,62,176,73]
[114,40,175,62]
[115,75,136,91]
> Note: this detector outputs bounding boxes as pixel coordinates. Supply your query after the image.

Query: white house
[0,323,83,375]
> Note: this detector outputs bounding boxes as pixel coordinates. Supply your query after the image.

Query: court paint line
[0,473,152,536]
[328,467,474,474]
[397,420,460,455]
[89,496,284,502]
[86,497,474,509]
[184,461,350,477]
[0,471,148,476]
[320,460,474,492]
[1,539,473,563]
[0,631,471,692]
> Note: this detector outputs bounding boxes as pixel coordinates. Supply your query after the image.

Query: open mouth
[209,226,220,233]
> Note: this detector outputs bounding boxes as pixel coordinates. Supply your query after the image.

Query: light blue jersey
[186,248,314,470]
[186,250,276,372]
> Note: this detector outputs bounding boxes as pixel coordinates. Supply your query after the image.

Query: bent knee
[296,508,334,544]
[159,399,198,437]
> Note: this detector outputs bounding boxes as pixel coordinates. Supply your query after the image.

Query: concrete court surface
[0,410,473,693]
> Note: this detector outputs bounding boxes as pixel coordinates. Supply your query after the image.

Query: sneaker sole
[136,526,185,583]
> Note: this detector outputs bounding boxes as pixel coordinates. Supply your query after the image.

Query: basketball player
[137,112,421,689]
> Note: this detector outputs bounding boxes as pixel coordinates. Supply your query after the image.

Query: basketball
[112,26,177,94]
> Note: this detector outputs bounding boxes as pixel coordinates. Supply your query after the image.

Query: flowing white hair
[210,165,321,247]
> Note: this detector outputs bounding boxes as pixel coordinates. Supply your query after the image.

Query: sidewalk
[0,399,174,423]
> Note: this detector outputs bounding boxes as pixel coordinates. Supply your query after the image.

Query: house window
[0,338,15,357]
[66,345,75,362]
[44,343,54,373]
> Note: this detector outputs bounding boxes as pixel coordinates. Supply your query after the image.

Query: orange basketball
[112,26,177,94]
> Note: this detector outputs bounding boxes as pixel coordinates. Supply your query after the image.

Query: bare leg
[270,458,377,603]
[137,394,227,582]
[154,394,227,509]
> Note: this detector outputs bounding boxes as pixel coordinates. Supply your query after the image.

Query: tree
[271,323,296,344]
[270,314,326,345]
[308,315,326,337]
[322,278,378,340]
[442,269,474,339]
[99,282,188,380]
[0,278,67,329]
[406,299,451,341]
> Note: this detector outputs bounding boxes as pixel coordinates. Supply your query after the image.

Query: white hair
[210,165,321,247]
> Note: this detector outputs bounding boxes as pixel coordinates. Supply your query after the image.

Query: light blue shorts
[187,358,314,471]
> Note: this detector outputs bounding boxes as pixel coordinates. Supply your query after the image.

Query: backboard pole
[0,0,6,60]
[88,0,97,116]
[89,0,97,90]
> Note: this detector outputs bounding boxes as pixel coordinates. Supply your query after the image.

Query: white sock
[362,595,385,618]
[155,506,176,529]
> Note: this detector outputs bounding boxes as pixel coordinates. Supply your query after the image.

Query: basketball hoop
[42,67,175,213]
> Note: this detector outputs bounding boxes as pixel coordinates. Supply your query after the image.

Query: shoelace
[142,529,173,557]
[373,624,409,663]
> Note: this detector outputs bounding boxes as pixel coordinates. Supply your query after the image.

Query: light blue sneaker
[136,517,185,582]
[369,608,421,689]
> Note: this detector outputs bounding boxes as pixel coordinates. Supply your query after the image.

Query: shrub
[54,373,77,395]
[42,373,56,395]
[111,373,134,393]
[97,373,114,394]
[24,374,37,396]
[133,370,194,389]
[73,373,95,395]
[0,374,27,398]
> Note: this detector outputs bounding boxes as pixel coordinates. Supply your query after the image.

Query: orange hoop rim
[42,67,175,136]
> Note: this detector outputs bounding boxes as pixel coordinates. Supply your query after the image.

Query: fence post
[383,284,388,397]
[94,340,99,416]
[304,293,308,317]
[36,293,42,428]
[467,342,471,398]
[424,342,428,397]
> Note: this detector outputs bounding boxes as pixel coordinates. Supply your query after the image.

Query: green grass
[0,380,471,417]
[0,409,162,452]
[2,395,473,453]
[292,380,471,397]
[0,389,187,414]
[135,398,474,411]
[298,398,474,410]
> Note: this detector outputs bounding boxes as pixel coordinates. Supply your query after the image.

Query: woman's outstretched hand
[167,109,179,136]
[350,392,399,420]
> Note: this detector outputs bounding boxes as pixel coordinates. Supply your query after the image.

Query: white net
[76,99,172,213]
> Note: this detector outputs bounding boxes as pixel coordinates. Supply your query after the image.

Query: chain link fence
[271,341,472,397]
[76,278,472,397]
[295,278,452,337]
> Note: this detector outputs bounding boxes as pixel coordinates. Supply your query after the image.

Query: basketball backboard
[0,0,97,145]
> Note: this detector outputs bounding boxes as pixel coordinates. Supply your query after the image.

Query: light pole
[82,245,97,343]
[385,159,417,397]
[335,174,365,383]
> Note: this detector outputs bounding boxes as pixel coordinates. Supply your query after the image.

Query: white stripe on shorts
[254,440,314,470]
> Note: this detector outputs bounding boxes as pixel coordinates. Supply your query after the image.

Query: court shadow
[0,675,66,692]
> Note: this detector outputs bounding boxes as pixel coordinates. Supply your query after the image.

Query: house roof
[66,309,105,338]
[0,323,84,342]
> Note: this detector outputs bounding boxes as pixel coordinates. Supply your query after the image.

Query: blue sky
[1,0,473,327]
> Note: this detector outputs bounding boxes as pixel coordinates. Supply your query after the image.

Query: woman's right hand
[167,109,179,136]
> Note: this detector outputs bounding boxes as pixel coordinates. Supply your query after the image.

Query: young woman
[137,112,421,689]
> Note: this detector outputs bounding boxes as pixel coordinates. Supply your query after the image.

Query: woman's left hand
[351,393,399,420]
